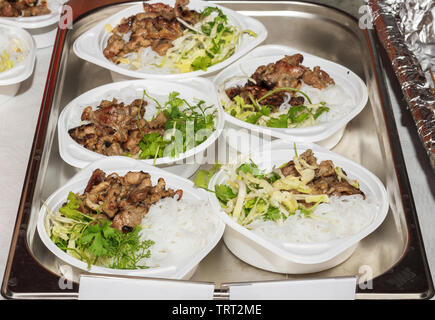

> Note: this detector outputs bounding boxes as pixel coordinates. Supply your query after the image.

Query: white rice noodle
[138,198,221,267]
[278,92,292,111]
[300,83,354,124]
[247,194,377,244]
[116,47,170,74]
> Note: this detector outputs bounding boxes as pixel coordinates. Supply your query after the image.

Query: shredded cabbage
[162,7,256,73]
[214,155,332,226]
[210,146,368,228]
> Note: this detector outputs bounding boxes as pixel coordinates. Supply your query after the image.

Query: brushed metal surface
[23,1,409,293]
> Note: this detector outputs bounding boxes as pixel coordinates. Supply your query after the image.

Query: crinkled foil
[369,0,435,169]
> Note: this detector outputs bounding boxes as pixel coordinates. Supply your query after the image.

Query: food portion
[79,169,183,232]
[220,54,347,128]
[103,0,199,60]
[103,0,256,73]
[0,0,51,17]
[207,148,376,243]
[68,90,216,161]
[45,169,220,270]
[46,169,180,269]
[0,30,27,73]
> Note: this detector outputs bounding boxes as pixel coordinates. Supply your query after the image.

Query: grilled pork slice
[68,98,168,157]
[103,0,200,62]
[0,0,51,17]
[76,170,183,232]
[280,149,365,198]
[226,53,335,108]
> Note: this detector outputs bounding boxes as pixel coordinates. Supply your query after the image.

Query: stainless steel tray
[1,0,433,299]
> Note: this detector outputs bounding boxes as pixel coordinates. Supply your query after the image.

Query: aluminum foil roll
[369,0,435,169]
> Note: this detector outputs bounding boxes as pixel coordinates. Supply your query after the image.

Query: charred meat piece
[280,150,317,177]
[251,58,305,90]
[279,149,364,198]
[73,169,183,232]
[281,53,304,66]
[174,0,200,25]
[103,0,200,61]
[84,169,106,193]
[103,35,127,60]
[299,149,317,167]
[152,39,174,56]
[317,160,335,177]
[226,53,335,108]
[302,66,335,89]
[111,204,149,232]
[1,1,19,17]
[0,0,50,17]
[143,2,176,20]
[280,160,300,177]
[68,98,168,157]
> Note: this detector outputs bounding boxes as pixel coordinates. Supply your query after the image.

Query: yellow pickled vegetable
[0,50,14,73]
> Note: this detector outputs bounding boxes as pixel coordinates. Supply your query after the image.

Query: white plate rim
[36,156,225,279]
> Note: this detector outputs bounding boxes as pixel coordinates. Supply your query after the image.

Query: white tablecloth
[0,46,433,300]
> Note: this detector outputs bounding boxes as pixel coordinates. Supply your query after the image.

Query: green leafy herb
[257,87,312,105]
[263,206,281,221]
[200,6,226,19]
[265,172,281,183]
[138,131,169,160]
[51,194,155,270]
[266,114,289,128]
[245,112,263,124]
[192,55,212,71]
[193,163,222,191]
[59,192,93,221]
[215,184,237,203]
[313,105,330,120]
[137,91,216,161]
[109,227,155,270]
[298,206,312,216]
[237,160,265,178]
[225,86,331,128]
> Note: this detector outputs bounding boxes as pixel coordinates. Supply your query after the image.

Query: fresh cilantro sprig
[51,192,155,270]
[139,132,169,160]
[193,163,222,192]
[137,91,216,161]
[214,184,237,203]
[263,206,282,221]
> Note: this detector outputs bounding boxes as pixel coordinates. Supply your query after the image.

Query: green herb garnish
[137,91,216,160]
[50,192,155,270]
[214,184,237,203]
[193,163,222,191]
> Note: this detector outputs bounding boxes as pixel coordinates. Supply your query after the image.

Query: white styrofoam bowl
[36,156,225,280]
[0,0,64,48]
[213,44,369,150]
[57,78,224,169]
[220,121,346,157]
[27,23,58,49]
[73,0,267,80]
[0,23,36,104]
[208,140,389,274]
